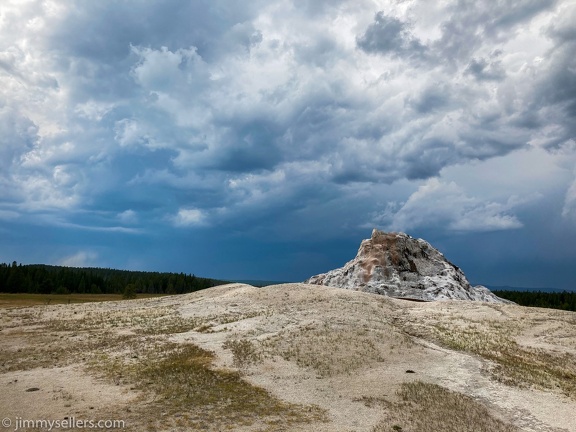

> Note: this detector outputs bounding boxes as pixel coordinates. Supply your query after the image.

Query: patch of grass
[223,338,262,369]
[46,307,202,335]
[431,322,576,398]
[0,305,200,373]
[95,342,326,431]
[0,330,141,372]
[261,322,395,377]
[2,303,326,431]
[213,310,265,325]
[0,293,167,308]
[371,381,519,432]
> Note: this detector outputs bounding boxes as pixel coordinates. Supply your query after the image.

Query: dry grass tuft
[223,338,262,369]
[430,322,576,398]
[371,381,519,432]
[261,321,400,377]
[45,307,202,335]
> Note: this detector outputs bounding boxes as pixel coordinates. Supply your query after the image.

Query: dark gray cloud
[1,0,576,288]
[3,0,568,199]
[357,12,427,59]
[483,0,558,36]
[407,83,452,113]
[211,120,284,172]
[0,107,38,171]
[544,51,576,113]
[532,30,576,149]
[435,0,558,65]
[47,0,265,62]
[465,56,506,81]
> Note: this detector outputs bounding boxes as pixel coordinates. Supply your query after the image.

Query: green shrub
[122,284,137,299]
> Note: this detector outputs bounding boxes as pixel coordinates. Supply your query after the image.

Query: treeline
[0,262,228,295]
[493,290,576,312]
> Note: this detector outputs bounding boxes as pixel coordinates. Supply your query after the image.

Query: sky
[1,0,575,289]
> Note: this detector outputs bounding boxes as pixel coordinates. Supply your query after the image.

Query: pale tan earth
[1,283,575,431]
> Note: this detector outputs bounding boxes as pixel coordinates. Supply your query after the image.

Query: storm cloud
[1,0,575,288]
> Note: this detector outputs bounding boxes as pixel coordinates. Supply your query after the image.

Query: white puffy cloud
[130,45,210,105]
[383,179,523,232]
[118,209,138,224]
[172,208,207,227]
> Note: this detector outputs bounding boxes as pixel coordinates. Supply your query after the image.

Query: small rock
[405,370,416,374]
[25,387,40,392]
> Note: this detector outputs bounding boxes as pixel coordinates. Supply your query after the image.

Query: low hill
[1,283,575,431]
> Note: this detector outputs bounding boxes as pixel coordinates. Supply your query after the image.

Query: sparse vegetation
[0,292,165,308]
[429,320,576,398]
[370,381,519,432]
[96,342,325,431]
[44,306,198,333]
[0,298,326,431]
[261,321,401,377]
[223,338,262,368]
[3,284,575,431]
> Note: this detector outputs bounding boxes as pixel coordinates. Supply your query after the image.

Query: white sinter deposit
[306,229,508,303]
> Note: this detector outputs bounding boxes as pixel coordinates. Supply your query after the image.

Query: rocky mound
[306,229,507,302]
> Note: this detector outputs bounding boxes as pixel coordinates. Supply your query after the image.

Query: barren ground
[1,283,575,431]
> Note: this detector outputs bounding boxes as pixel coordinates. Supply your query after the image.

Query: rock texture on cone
[306,229,508,302]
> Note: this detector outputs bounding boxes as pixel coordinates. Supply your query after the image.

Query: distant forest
[2,262,575,312]
[0,262,228,295]
[493,290,576,312]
